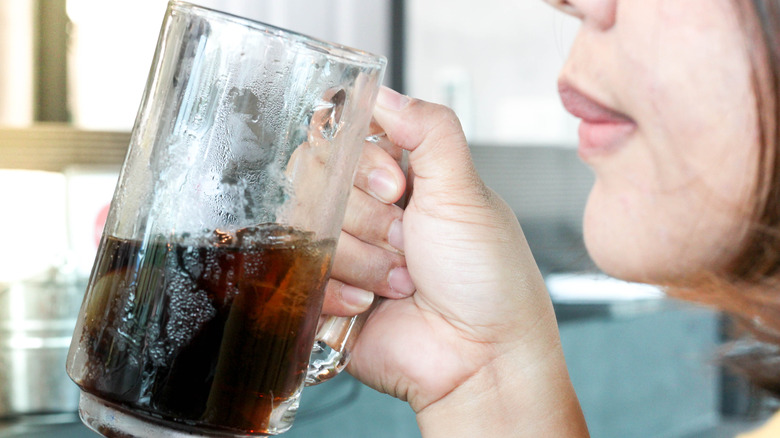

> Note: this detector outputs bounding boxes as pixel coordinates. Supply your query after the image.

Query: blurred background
[0,0,773,437]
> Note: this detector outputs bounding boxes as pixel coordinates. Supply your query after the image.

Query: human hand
[320,120,412,317]
[342,87,589,437]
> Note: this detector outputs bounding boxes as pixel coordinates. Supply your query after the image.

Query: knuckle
[344,190,403,248]
[418,102,466,142]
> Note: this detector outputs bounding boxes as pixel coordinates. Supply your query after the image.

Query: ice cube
[310,88,346,141]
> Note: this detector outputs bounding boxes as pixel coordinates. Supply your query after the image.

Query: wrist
[415,320,589,437]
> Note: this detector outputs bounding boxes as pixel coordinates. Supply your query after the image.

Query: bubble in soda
[69,224,335,434]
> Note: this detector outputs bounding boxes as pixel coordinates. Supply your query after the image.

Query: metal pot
[0,271,83,417]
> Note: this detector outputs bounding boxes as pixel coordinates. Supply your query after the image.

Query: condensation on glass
[65,2,386,436]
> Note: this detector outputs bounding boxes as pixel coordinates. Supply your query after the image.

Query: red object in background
[94,204,110,247]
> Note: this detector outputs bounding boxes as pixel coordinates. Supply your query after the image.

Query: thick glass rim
[169,1,387,70]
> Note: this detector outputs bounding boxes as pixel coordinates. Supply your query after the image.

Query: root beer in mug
[66,2,385,436]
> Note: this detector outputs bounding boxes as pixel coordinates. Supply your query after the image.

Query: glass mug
[65,2,386,436]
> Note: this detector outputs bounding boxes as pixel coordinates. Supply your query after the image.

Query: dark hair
[704,0,780,399]
[730,1,780,281]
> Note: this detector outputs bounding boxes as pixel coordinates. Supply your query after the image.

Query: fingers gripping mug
[65,2,386,436]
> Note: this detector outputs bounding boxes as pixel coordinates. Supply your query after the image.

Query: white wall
[198,0,391,58]
[67,0,391,131]
[66,0,166,131]
[406,0,580,145]
[0,0,35,126]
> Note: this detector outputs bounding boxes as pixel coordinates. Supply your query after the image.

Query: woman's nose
[543,0,617,30]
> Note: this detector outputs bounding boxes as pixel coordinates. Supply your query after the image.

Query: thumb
[372,87,480,196]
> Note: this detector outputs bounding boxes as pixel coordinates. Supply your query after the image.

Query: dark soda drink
[67,224,335,435]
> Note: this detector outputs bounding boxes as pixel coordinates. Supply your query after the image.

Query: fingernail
[388,219,404,252]
[376,86,410,111]
[341,285,376,309]
[388,267,415,297]
[368,169,398,204]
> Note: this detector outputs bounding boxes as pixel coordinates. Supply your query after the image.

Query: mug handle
[305,130,407,386]
[305,298,382,385]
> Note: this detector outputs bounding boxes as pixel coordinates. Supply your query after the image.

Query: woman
[319,0,780,435]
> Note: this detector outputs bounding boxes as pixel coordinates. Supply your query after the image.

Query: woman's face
[547,0,761,284]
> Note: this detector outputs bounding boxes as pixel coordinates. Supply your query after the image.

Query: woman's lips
[558,82,636,158]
